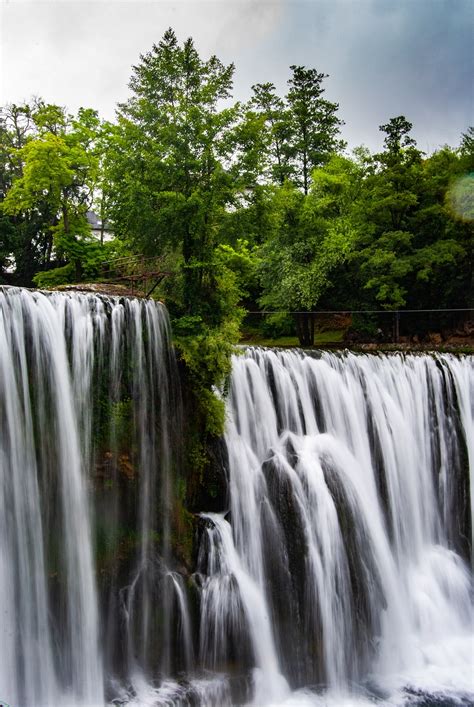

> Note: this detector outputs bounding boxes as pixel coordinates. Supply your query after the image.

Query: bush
[260,311,296,339]
[32,263,75,289]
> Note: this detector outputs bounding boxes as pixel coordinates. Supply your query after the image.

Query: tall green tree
[248,68,345,194]
[355,116,423,308]
[286,65,345,194]
[249,82,293,185]
[108,28,239,314]
[352,118,472,324]
[379,115,416,155]
[0,102,39,282]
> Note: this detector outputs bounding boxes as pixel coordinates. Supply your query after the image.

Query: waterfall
[0,287,103,706]
[0,287,472,706]
[0,286,187,707]
[205,348,473,705]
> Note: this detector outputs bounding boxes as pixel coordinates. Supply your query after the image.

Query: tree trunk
[295,313,314,347]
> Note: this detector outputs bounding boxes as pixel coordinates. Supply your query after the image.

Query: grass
[239,329,345,348]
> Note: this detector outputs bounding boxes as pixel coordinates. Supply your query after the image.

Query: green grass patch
[239,329,345,347]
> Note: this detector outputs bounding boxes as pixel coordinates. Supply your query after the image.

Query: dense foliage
[0,102,126,285]
[1,28,472,359]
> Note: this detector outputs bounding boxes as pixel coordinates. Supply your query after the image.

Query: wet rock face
[183,436,229,515]
[203,437,230,511]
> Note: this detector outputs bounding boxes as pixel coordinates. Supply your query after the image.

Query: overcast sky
[1,0,473,152]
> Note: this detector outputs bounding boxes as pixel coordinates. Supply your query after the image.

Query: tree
[247,69,345,194]
[0,102,40,283]
[108,28,239,315]
[249,82,293,185]
[106,29,253,445]
[355,116,422,309]
[379,115,416,156]
[459,126,474,167]
[286,65,345,194]
[260,156,360,345]
[2,102,105,282]
[352,119,472,333]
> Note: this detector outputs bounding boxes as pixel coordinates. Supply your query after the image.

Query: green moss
[92,391,135,456]
[171,501,196,570]
[170,475,197,569]
[170,307,238,519]
[94,525,162,573]
[109,398,134,448]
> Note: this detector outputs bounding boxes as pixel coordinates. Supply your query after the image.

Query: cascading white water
[0,288,103,706]
[206,348,473,705]
[1,287,472,707]
[0,286,189,707]
[198,512,290,704]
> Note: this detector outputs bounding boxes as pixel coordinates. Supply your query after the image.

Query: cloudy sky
[1,0,472,152]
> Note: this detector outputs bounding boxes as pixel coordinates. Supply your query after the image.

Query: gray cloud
[1,0,472,152]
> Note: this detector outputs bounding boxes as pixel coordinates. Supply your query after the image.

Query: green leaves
[379,115,417,155]
[1,37,471,337]
[0,100,110,284]
[287,65,345,193]
[3,134,75,213]
[110,28,238,285]
[259,158,360,317]
[350,118,473,311]
[247,67,345,193]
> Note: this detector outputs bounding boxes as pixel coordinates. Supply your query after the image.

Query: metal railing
[99,255,174,297]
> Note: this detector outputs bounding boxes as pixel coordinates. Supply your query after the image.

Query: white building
[86,211,114,243]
